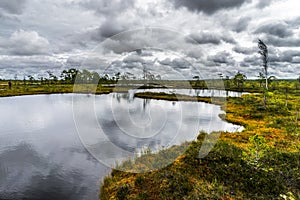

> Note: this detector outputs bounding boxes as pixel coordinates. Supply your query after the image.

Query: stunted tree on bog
[233,71,247,90]
[258,39,268,109]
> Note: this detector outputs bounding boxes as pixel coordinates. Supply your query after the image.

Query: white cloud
[0,30,50,56]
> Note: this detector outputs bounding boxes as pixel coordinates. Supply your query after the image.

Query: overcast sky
[0,0,300,79]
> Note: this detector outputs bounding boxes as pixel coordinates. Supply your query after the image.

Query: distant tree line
[7,68,163,85]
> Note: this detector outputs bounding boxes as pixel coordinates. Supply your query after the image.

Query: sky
[0,0,300,80]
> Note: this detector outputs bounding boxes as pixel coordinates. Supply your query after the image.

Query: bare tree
[258,39,268,108]
[258,72,265,88]
[258,39,268,89]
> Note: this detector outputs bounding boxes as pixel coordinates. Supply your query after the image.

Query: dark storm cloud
[74,0,136,42]
[66,56,84,67]
[208,51,236,65]
[233,17,251,33]
[241,49,300,71]
[78,0,135,16]
[0,0,27,15]
[233,45,256,55]
[221,34,237,44]
[159,58,191,69]
[263,35,300,47]
[243,55,261,66]
[187,32,236,45]
[173,58,192,69]
[269,50,300,64]
[92,19,130,40]
[123,54,145,64]
[98,28,199,56]
[187,33,221,44]
[98,29,162,54]
[254,22,293,38]
[256,0,273,9]
[169,0,251,15]
[100,37,142,54]
[239,61,251,68]
[186,48,204,59]
[159,58,172,66]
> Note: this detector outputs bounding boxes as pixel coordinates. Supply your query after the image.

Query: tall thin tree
[258,39,268,108]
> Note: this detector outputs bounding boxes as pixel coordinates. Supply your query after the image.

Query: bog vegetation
[100,89,300,200]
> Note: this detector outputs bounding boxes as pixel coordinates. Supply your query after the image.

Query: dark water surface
[0,91,243,200]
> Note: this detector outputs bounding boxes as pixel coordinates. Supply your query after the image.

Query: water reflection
[0,95,107,200]
[73,92,243,171]
[0,92,243,199]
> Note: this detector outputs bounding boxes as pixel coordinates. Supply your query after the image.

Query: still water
[0,91,243,200]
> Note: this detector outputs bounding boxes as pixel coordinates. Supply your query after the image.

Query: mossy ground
[100,89,300,200]
[0,81,126,97]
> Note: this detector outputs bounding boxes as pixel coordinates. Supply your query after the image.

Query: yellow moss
[173,155,185,166]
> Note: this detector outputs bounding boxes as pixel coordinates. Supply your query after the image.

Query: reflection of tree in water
[142,98,150,112]
[195,89,200,96]
[112,93,131,103]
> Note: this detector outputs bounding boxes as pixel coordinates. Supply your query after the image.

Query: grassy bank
[134,92,217,104]
[0,82,131,97]
[100,91,300,199]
